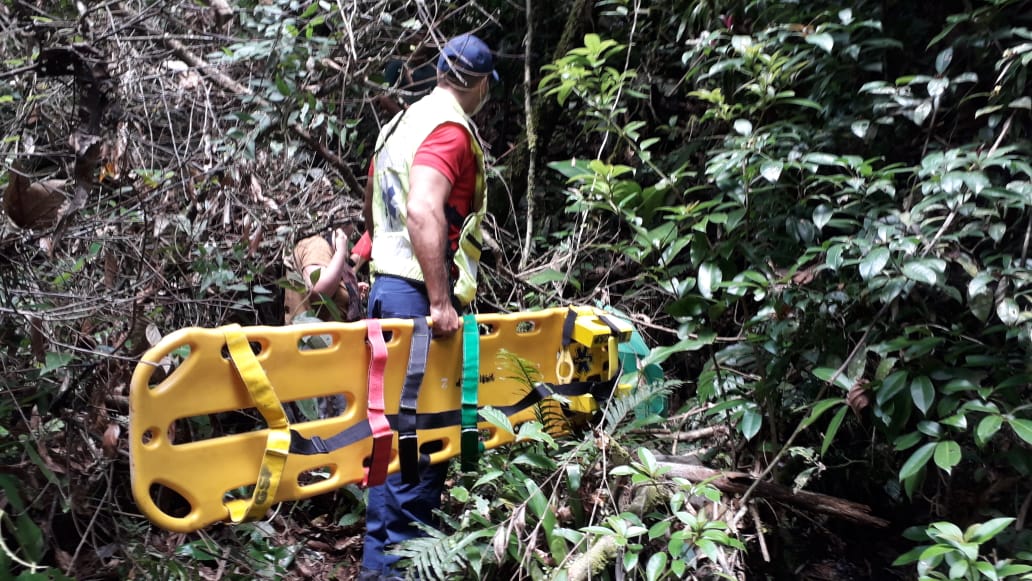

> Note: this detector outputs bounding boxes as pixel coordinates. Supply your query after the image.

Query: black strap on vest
[399,317,431,483]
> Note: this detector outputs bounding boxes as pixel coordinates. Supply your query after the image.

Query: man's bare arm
[407,165,459,336]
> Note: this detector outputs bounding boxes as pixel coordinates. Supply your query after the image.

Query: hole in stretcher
[477,323,496,336]
[224,482,255,503]
[285,394,350,423]
[515,321,537,334]
[147,344,192,390]
[141,428,155,446]
[169,408,269,444]
[220,340,263,360]
[298,464,336,487]
[297,332,336,352]
[420,440,444,455]
[149,482,192,519]
[361,448,397,468]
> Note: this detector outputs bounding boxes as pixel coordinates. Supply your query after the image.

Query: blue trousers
[361,276,450,577]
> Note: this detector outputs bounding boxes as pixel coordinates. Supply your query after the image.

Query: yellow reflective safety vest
[370,88,487,306]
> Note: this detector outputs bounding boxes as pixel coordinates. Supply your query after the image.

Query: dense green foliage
[1,0,1031,579]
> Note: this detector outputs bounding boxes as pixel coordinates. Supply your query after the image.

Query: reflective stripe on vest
[370,88,487,306]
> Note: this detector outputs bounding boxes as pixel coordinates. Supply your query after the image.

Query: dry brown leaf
[210,0,234,27]
[145,323,162,347]
[491,525,509,562]
[847,379,871,416]
[792,266,816,286]
[28,316,45,363]
[3,173,66,229]
[103,423,120,458]
[103,250,118,289]
[248,223,264,257]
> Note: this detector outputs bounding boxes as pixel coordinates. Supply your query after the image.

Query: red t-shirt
[413,123,476,251]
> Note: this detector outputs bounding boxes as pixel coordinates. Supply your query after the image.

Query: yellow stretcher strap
[222,325,291,523]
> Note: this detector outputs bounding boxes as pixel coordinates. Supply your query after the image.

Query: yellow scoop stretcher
[129,306,632,533]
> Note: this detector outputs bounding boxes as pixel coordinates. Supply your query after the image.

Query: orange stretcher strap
[222,325,291,523]
[363,319,391,487]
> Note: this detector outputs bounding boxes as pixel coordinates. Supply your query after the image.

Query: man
[359,33,496,579]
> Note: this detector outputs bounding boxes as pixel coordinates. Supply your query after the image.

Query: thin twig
[519,0,537,271]
[749,502,770,563]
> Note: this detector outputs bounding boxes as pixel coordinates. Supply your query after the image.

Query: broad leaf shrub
[533,0,1032,575]
[391,366,747,580]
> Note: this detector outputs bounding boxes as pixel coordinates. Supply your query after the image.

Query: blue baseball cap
[437,33,498,81]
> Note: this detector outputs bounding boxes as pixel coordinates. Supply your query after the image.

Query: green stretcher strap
[363,319,391,487]
[460,314,481,472]
[399,317,431,484]
[222,325,290,523]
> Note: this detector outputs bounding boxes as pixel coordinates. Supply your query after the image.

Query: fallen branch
[643,425,728,442]
[654,456,889,528]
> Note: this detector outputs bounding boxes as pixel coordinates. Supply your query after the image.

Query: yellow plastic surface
[130,307,627,532]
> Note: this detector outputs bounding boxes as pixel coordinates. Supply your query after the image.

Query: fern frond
[393,521,498,580]
[497,349,542,386]
[602,379,678,436]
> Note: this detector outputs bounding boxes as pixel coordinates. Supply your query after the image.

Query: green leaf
[472,470,504,490]
[697,262,722,299]
[899,442,936,480]
[1009,96,1031,110]
[648,520,671,540]
[935,47,953,74]
[740,408,762,440]
[932,440,961,474]
[760,161,783,183]
[671,558,687,577]
[859,247,890,280]
[892,546,925,566]
[930,521,964,543]
[902,466,925,499]
[527,268,568,286]
[877,370,909,405]
[968,517,1014,543]
[812,367,852,391]
[41,352,73,375]
[850,120,871,139]
[901,259,945,285]
[997,298,1021,326]
[802,398,845,428]
[975,415,1002,447]
[643,331,716,366]
[645,551,668,581]
[822,406,849,456]
[450,485,470,502]
[910,375,935,415]
[479,406,515,436]
[812,204,833,230]
[894,431,923,451]
[1008,418,1032,446]
[805,32,834,53]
